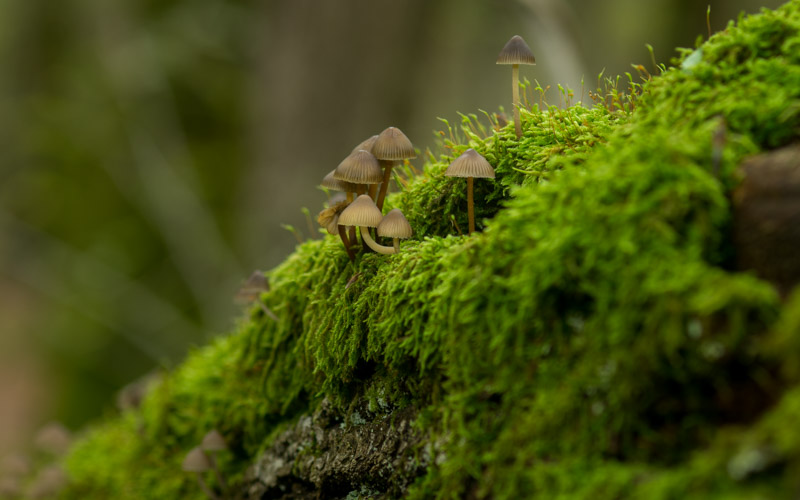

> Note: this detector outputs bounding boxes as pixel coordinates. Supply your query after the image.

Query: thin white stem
[359,227,395,255]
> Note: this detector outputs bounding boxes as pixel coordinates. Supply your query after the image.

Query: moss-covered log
[57,2,800,498]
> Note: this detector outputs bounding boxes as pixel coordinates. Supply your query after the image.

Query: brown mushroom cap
[445,149,496,179]
[372,127,416,161]
[351,135,378,154]
[333,150,383,185]
[322,169,357,192]
[338,195,383,228]
[201,430,228,452]
[182,447,212,472]
[496,35,536,65]
[377,209,412,239]
[326,213,340,235]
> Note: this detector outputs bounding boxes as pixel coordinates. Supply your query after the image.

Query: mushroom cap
[445,149,496,179]
[372,127,416,161]
[201,430,228,452]
[496,35,536,65]
[378,209,412,239]
[326,213,340,235]
[182,447,212,472]
[338,195,383,228]
[333,150,383,185]
[322,169,357,192]
[351,135,378,154]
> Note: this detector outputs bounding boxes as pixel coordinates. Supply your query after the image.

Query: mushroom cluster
[318,127,415,259]
[315,35,535,258]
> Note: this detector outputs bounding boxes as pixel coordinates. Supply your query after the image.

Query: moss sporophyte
[62,3,800,498]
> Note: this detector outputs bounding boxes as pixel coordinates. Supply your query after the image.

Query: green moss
[63,2,800,498]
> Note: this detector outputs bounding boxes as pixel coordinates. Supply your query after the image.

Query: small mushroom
[182,447,220,500]
[496,35,535,138]
[33,422,72,456]
[351,134,378,155]
[372,127,416,211]
[317,199,355,261]
[235,271,278,321]
[321,169,358,204]
[338,195,397,255]
[201,430,229,493]
[445,149,495,234]
[377,209,412,253]
[333,149,383,197]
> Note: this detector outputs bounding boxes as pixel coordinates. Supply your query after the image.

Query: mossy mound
[63,2,800,499]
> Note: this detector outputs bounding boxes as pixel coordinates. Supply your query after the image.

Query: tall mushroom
[182,447,220,500]
[339,195,397,255]
[445,149,495,235]
[377,208,412,253]
[351,134,378,155]
[497,35,535,138]
[372,127,416,211]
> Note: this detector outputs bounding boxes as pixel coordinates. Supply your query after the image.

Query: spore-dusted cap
[351,135,378,154]
[334,150,383,185]
[201,430,228,452]
[496,35,536,65]
[182,447,212,472]
[338,195,383,228]
[322,169,357,192]
[372,127,416,161]
[445,149,496,179]
[378,209,412,239]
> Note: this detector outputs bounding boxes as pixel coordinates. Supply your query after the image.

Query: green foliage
[63,1,800,498]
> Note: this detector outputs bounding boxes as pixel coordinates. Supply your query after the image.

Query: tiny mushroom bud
[445,149,495,234]
[201,430,229,493]
[377,209,412,253]
[338,195,397,255]
[182,447,220,500]
[372,127,416,211]
[496,35,535,138]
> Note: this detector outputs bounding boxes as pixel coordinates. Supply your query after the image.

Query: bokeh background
[0,0,785,457]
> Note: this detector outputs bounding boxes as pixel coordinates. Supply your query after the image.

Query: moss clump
[64,2,800,498]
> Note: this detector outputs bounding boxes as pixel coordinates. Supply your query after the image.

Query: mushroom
[377,209,412,253]
[496,35,535,138]
[333,149,383,196]
[445,149,495,234]
[372,127,416,211]
[322,169,358,203]
[235,271,278,321]
[338,195,397,255]
[33,422,72,456]
[351,134,378,155]
[182,447,220,500]
[317,198,355,261]
[201,430,229,493]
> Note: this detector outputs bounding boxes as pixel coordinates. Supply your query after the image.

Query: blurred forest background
[0,0,784,457]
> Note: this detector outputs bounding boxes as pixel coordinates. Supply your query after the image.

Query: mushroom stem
[359,227,395,254]
[194,472,220,500]
[467,177,475,234]
[368,183,378,201]
[207,454,228,493]
[346,192,354,203]
[338,225,356,261]
[348,190,358,244]
[512,64,521,138]
[376,160,395,211]
[393,238,399,254]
